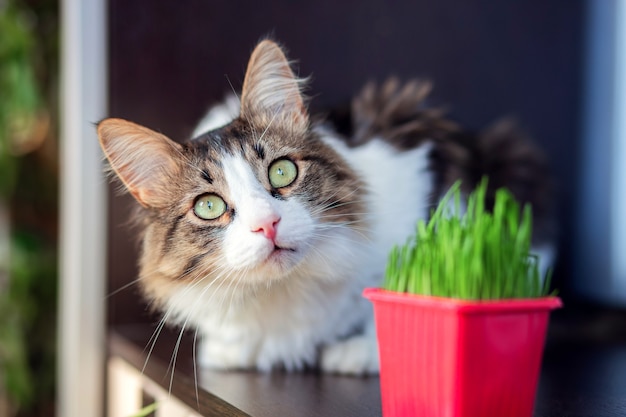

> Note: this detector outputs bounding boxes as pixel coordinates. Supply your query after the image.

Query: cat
[97,39,554,375]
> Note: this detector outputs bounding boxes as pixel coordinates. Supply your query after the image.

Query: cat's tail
[348,77,459,148]
[467,119,554,242]
[350,78,555,243]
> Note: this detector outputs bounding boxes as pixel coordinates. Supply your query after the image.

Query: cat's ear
[240,40,309,131]
[97,118,183,208]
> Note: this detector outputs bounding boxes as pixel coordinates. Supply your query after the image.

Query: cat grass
[384,179,553,300]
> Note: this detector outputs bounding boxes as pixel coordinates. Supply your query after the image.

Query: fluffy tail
[349,78,458,148]
[348,78,555,243]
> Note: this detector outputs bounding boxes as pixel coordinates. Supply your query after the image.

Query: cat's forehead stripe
[253,143,266,160]
[201,169,213,184]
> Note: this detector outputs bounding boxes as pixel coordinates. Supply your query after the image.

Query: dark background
[107,1,586,326]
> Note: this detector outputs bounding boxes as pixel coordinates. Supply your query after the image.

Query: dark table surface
[109,303,626,417]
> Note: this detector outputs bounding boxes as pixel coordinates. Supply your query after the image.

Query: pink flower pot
[364,288,562,417]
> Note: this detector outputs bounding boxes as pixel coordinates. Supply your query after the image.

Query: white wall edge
[612,0,626,297]
[58,0,108,416]
[578,0,626,304]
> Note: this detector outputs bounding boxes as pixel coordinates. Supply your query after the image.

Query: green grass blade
[383,179,554,300]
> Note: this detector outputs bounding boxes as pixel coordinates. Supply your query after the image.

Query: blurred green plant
[128,402,160,417]
[0,0,58,416]
[1,233,57,409]
[0,1,41,198]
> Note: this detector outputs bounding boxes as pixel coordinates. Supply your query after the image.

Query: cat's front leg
[197,324,266,371]
[320,323,380,376]
[198,336,260,371]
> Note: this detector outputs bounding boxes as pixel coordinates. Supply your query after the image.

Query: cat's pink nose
[251,216,281,241]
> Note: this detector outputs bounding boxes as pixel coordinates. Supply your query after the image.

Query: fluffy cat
[97,40,553,375]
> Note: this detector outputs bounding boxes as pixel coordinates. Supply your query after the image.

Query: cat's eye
[268,159,298,188]
[193,194,227,220]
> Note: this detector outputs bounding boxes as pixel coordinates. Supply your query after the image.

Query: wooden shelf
[108,325,381,417]
[108,305,626,417]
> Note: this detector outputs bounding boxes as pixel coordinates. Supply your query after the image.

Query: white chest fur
[323,134,435,269]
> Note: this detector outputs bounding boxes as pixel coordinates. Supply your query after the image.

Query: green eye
[269,159,298,188]
[193,194,227,220]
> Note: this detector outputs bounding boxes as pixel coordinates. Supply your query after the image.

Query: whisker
[224,74,241,101]
[167,321,189,396]
[161,265,236,397]
[106,278,141,298]
[309,231,370,247]
[142,316,169,375]
[258,107,281,144]
[140,266,222,380]
[193,328,200,409]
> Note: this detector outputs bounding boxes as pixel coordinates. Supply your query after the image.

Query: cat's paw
[320,335,379,376]
[198,339,256,371]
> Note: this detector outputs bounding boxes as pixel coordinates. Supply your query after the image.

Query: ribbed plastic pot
[364,288,562,417]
